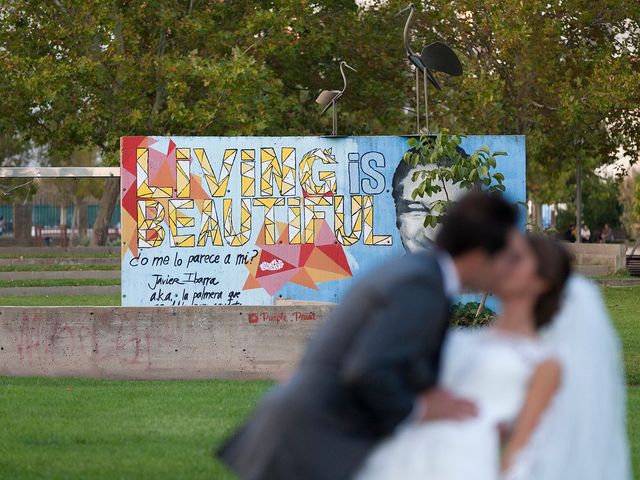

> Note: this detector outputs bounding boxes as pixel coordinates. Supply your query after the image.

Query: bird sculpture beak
[344,63,357,73]
[395,3,414,17]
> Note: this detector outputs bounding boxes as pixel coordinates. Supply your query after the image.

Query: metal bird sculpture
[397,3,463,134]
[316,61,357,136]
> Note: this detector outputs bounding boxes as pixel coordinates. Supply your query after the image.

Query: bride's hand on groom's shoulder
[415,388,478,423]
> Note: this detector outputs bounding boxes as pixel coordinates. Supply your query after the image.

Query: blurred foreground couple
[218,190,631,480]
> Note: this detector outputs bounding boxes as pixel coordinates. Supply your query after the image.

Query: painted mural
[121,136,526,306]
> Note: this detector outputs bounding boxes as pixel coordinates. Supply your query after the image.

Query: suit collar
[435,250,461,299]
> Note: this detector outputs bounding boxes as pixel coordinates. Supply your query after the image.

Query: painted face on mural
[391,147,467,253]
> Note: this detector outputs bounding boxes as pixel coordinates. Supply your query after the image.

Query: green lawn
[0,294,121,306]
[631,388,640,477]
[0,285,637,479]
[0,263,120,272]
[603,286,640,386]
[0,378,270,480]
[0,378,637,479]
[0,278,120,288]
[0,252,119,259]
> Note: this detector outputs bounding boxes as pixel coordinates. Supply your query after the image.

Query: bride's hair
[528,236,572,329]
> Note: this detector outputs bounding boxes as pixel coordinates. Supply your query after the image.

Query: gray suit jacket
[217,251,450,480]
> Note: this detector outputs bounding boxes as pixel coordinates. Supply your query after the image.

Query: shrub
[450,302,495,327]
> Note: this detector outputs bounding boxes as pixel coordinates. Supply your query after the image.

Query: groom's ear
[452,248,489,286]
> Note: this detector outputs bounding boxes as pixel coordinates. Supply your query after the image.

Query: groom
[218,191,520,480]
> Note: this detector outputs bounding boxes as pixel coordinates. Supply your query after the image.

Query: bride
[354,235,572,480]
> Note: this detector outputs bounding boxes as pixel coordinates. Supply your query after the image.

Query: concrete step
[0,270,120,281]
[0,285,120,297]
[575,265,611,276]
[564,242,626,255]
[574,253,618,267]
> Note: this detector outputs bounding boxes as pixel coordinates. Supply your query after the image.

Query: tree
[402,131,506,227]
[1,0,638,247]
[408,0,640,204]
[620,171,640,240]
[0,1,413,243]
[556,173,623,234]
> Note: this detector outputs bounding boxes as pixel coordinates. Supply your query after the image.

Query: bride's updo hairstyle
[527,236,572,329]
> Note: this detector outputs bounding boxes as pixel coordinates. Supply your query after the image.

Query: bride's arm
[501,358,562,472]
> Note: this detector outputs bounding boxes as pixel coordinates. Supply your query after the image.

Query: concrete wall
[0,305,333,380]
[564,242,627,274]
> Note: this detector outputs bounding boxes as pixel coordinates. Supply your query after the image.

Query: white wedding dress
[356,275,632,480]
[354,328,552,480]
[515,275,632,480]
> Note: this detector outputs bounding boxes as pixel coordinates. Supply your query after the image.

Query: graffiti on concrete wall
[121,136,526,306]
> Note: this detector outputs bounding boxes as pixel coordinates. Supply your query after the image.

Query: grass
[0,377,271,480]
[0,252,119,259]
[0,378,636,479]
[603,286,640,386]
[0,278,120,288]
[592,271,635,280]
[630,389,640,477]
[0,294,121,306]
[0,263,120,272]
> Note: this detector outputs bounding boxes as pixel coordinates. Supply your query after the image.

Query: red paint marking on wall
[261,312,288,323]
[247,311,317,324]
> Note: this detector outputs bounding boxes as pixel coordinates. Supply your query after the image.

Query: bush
[450,302,495,327]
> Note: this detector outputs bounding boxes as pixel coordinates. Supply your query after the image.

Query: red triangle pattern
[255,249,296,279]
[243,219,352,296]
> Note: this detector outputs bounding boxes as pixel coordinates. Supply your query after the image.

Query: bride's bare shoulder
[531,357,562,388]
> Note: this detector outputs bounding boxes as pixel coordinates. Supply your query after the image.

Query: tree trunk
[530,201,543,230]
[13,201,33,246]
[91,177,120,246]
[78,198,88,238]
[72,197,87,246]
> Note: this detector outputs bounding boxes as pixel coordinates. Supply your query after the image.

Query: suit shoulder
[386,251,441,279]
[361,251,443,293]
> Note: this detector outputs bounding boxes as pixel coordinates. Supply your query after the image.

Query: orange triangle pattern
[243,219,352,296]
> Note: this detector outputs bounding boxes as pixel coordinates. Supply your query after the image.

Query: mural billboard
[121,136,525,306]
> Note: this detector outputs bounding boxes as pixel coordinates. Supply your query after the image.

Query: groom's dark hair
[436,190,518,257]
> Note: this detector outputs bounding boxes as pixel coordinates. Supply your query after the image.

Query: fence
[0,195,121,245]
[0,167,121,246]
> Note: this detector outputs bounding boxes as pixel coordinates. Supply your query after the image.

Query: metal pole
[475,292,489,319]
[576,156,582,243]
[415,68,420,134]
[423,69,429,135]
[0,166,120,178]
[332,101,337,136]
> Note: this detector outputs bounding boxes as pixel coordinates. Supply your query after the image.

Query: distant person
[600,223,614,243]
[0,216,4,236]
[563,224,576,243]
[580,224,591,243]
